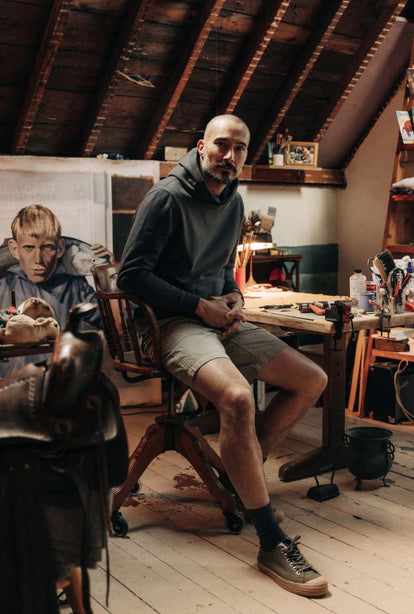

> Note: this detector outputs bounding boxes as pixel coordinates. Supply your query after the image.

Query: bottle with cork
[349,268,367,313]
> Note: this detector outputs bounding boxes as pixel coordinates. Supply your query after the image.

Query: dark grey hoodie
[117,147,244,319]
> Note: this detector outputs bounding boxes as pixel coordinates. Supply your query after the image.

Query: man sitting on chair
[117,114,328,597]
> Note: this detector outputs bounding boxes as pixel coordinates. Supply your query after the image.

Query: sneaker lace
[283,536,314,572]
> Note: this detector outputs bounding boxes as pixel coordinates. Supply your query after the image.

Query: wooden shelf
[385,244,414,254]
[391,194,414,201]
[243,165,345,187]
[159,162,346,187]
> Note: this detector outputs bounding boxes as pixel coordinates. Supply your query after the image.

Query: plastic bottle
[349,268,367,312]
[404,260,414,308]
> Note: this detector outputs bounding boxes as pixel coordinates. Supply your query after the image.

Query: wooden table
[243,289,414,481]
[0,342,54,361]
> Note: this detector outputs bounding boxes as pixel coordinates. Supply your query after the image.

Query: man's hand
[195,292,245,332]
[90,244,114,263]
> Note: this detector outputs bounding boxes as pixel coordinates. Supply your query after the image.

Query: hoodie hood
[168,147,239,205]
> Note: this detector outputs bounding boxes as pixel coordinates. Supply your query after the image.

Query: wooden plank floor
[80,405,414,614]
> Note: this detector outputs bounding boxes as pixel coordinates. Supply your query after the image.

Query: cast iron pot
[344,427,395,489]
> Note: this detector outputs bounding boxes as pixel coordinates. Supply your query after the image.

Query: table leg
[279,332,349,481]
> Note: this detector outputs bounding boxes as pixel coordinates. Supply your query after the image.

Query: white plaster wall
[238,183,338,247]
[0,156,159,248]
[337,86,404,294]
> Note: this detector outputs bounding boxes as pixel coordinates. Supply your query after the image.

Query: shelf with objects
[383,41,414,258]
[159,161,346,187]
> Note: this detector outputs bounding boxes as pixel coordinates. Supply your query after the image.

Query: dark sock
[247,502,287,551]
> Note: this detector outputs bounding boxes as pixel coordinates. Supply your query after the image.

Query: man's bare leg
[191,349,328,597]
[192,357,268,509]
[57,567,92,614]
[255,345,328,458]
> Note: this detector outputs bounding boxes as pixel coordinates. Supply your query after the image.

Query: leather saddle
[0,303,118,448]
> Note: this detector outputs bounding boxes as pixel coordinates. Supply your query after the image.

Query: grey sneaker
[257,535,328,597]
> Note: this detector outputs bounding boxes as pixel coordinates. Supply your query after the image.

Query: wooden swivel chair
[92,263,244,535]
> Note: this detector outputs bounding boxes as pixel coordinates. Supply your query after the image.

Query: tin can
[359,291,376,312]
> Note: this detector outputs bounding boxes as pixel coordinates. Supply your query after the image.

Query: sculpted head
[8,204,65,283]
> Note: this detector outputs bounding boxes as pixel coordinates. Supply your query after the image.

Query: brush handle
[376,249,396,276]
[374,257,388,283]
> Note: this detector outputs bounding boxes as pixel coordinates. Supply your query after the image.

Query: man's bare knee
[303,365,328,404]
[218,383,255,428]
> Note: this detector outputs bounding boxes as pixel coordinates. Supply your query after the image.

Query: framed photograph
[284,141,319,167]
[396,110,414,144]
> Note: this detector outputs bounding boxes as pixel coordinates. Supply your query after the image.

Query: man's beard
[202,155,237,186]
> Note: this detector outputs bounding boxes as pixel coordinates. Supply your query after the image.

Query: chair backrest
[92,263,164,381]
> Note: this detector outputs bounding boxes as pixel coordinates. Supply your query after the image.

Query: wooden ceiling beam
[219,0,290,115]
[137,0,226,160]
[80,0,152,157]
[313,0,407,142]
[249,0,350,165]
[12,0,73,154]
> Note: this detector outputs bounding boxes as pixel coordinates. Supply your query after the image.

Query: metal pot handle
[386,440,395,461]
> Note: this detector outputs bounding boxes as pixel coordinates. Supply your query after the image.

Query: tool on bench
[325,299,354,349]
[377,311,392,338]
[260,304,293,310]
[298,300,330,315]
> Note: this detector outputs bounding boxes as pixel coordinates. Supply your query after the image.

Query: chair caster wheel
[111,510,128,537]
[223,510,244,534]
[130,481,141,495]
[57,590,69,606]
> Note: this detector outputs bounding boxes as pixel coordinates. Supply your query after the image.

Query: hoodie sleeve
[117,189,200,314]
[222,241,244,300]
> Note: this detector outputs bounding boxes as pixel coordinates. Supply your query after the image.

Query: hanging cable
[394,359,414,422]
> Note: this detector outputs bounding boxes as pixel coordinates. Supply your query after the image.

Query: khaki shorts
[148,317,287,387]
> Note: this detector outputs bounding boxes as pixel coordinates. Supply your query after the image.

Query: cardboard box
[373,336,408,352]
[164,146,188,161]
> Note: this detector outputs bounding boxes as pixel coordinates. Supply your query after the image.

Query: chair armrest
[94,290,163,367]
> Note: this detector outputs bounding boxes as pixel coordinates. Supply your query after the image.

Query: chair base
[112,413,244,526]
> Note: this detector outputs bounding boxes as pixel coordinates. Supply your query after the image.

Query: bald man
[118,115,328,597]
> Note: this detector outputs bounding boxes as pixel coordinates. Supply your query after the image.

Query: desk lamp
[246,240,273,286]
[243,209,276,287]
[237,239,273,287]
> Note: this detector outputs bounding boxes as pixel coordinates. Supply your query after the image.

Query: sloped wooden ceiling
[1,0,413,167]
